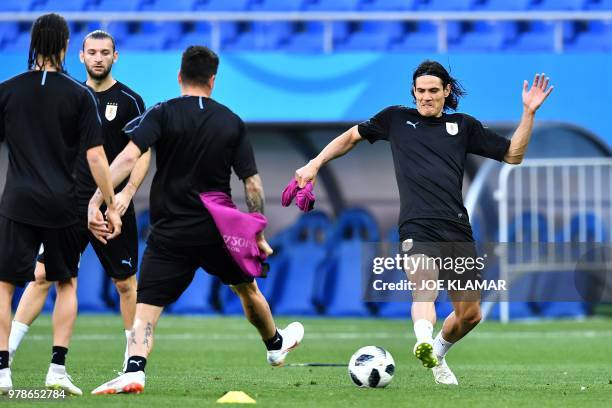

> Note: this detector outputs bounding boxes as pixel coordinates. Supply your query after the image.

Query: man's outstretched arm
[504,73,553,165]
[294,125,364,187]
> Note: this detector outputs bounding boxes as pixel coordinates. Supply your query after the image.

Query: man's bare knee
[457,306,482,327]
[114,278,135,295]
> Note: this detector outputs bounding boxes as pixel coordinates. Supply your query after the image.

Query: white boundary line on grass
[20,330,612,342]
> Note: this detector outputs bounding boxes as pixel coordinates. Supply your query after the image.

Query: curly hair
[28,13,69,71]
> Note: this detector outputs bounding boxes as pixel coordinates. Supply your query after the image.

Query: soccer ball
[348,346,395,388]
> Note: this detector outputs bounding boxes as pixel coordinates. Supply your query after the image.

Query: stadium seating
[142,0,199,12]
[0,0,35,11]
[33,0,87,11]
[254,0,305,11]
[360,0,417,11]
[195,0,252,11]
[91,0,143,11]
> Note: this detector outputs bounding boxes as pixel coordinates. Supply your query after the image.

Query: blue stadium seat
[142,0,199,11]
[477,0,532,10]
[170,269,218,314]
[77,245,109,312]
[92,0,144,11]
[391,21,461,52]
[587,0,612,9]
[0,23,19,46]
[419,0,476,10]
[0,0,35,11]
[306,0,362,11]
[316,209,379,316]
[169,22,212,50]
[2,32,33,52]
[360,0,417,10]
[566,21,612,51]
[533,0,587,10]
[507,22,556,52]
[335,21,406,51]
[255,0,305,11]
[33,0,88,11]
[223,22,294,51]
[196,0,252,11]
[272,212,332,315]
[451,21,517,51]
[120,22,183,50]
[533,213,606,318]
[375,228,412,318]
[280,22,327,52]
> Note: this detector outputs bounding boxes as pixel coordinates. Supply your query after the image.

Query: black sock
[0,351,8,369]
[51,346,68,366]
[263,330,283,351]
[125,356,147,373]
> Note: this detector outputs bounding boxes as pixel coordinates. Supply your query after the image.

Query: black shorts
[399,218,481,283]
[37,211,138,280]
[0,215,82,285]
[137,234,253,307]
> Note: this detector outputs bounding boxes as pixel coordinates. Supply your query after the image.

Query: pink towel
[281,179,316,212]
[199,191,268,278]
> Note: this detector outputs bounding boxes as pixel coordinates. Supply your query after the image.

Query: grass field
[3,314,612,407]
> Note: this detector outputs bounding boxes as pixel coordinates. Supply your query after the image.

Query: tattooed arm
[243,174,272,255]
[244,174,264,214]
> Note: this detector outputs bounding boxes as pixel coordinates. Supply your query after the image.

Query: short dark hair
[82,29,116,51]
[411,60,466,111]
[28,13,69,71]
[180,46,219,88]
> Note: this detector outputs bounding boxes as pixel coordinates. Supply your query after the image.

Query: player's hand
[105,205,123,241]
[256,232,273,256]
[523,73,553,114]
[114,190,132,217]
[295,160,319,188]
[88,203,110,244]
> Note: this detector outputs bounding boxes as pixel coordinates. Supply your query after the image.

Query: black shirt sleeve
[126,104,163,153]
[465,114,511,162]
[357,105,397,144]
[232,120,258,180]
[79,88,104,150]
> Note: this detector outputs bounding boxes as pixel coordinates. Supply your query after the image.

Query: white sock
[8,321,29,355]
[49,363,66,375]
[413,319,434,343]
[123,330,131,370]
[433,331,454,359]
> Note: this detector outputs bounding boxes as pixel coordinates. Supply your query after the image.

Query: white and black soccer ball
[348,346,395,388]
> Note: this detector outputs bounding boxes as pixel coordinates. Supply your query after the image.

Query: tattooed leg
[128,304,163,358]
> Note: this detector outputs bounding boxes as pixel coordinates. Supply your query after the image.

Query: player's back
[128,96,257,246]
[0,70,101,228]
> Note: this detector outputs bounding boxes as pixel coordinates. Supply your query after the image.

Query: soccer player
[7,30,149,388]
[0,14,120,394]
[90,46,304,395]
[292,60,553,385]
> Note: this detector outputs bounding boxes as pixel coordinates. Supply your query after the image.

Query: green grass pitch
[4,315,612,407]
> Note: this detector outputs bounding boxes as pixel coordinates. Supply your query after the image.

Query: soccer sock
[51,346,68,366]
[263,330,283,351]
[433,331,454,359]
[413,319,434,343]
[0,351,8,369]
[125,356,147,373]
[8,320,29,354]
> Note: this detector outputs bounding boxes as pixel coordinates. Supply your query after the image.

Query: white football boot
[91,371,145,395]
[45,364,83,396]
[266,322,304,366]
[0,368,12,394]
[432,357,459,385]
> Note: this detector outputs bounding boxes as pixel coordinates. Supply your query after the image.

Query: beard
[86,63,112,81]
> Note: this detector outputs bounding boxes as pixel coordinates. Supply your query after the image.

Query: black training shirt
[358,106,510,228]
[75,81,145,213]
[125,96,258,246]
[0,71,103,227]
